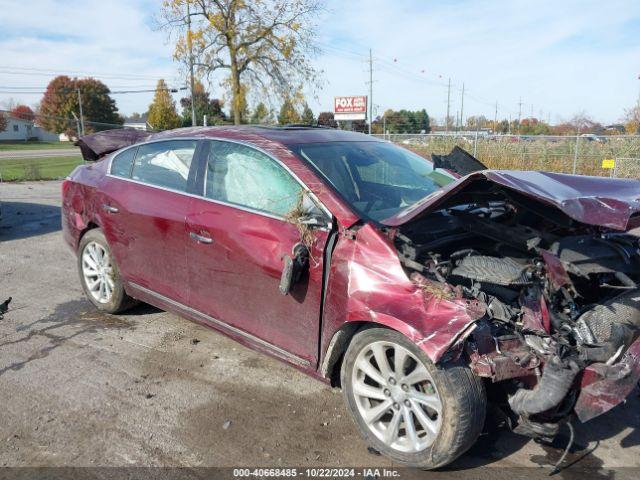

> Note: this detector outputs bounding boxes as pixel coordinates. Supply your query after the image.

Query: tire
[77,228,137,314]
[341,327,486,469]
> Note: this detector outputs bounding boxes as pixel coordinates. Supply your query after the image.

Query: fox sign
[334,96,367,120]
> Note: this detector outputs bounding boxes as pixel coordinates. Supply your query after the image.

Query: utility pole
[517,97,523,134]
[446,78,451,133]
[460,83,465,128]
[76,88,85,136]
[368,48,373,135]
[186,0,197,127]
[383,112,386,140]
[494,101,498,132]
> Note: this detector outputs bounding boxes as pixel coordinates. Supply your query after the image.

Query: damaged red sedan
[62,126,640,469]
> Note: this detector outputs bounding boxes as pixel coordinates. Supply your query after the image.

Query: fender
[320,223,485,368]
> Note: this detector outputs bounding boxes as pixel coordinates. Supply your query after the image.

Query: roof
[147,125,382,145]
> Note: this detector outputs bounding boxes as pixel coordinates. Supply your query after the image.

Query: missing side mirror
[279,244,309,295]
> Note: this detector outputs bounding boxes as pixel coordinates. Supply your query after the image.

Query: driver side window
[204,141,302,217]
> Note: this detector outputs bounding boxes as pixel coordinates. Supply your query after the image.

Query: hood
[383,170,640,231]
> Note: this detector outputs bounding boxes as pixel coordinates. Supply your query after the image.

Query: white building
[0,115,59,142]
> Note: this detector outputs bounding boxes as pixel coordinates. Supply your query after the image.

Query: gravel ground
[0,180,639,478]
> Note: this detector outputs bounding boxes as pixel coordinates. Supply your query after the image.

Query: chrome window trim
[128,281,311,367]
[105,136,334,227]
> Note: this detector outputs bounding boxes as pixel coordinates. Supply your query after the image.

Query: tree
[0,112,6,133]
[301,103,315,124]
[623,105,640,134]
[161,0,323,125]
[11,105,35,122]
[250,102,271,124]
[278,97,301,125]
[317,111,337,128]
[147,79,182,131]
[39,76,122,136]
[180,79,226,126]
[372,109,432,134]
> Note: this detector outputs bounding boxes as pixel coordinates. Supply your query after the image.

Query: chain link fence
[373,133,640,179]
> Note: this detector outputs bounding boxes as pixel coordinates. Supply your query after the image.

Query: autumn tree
[160,0,323,125]
[301,102,315,124]
[180,79,226,126]
[317,111,337,128]
[250,102,271,124]
[148,79,182,130]
[624,105,640,134]
[39,76,122,135]
[11,105,35,122]
[0,112,6,133]
[278,96,301,125]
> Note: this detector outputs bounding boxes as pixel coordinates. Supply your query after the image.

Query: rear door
[98,139,200,304]
[185,140,330,367]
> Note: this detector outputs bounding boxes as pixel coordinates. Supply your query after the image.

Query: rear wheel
[341,327,486,469]
[77,228,137,314]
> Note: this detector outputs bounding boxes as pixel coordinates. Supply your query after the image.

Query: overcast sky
[0,0,638,124]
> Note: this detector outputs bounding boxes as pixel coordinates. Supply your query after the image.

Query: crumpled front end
[388,174,640,441]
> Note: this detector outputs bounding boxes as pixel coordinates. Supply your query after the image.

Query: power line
[0,65,169,81]
[0,87,186,95]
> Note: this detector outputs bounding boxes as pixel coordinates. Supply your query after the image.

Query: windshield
[289,141,455,222]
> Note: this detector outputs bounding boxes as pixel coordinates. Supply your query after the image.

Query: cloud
[0,0,182,116]
[0,0,638,123]
[313,0,640,123]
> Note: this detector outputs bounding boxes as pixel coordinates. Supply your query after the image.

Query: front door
[185,140,329,367]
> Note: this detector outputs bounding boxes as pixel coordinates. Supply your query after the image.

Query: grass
[0,156,84,181]
[0,141,77,151]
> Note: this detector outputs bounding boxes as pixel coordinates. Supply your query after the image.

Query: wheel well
[323,321,388,388]
[77,222,99,248]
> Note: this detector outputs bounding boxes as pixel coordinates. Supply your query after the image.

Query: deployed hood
[76,129,152,161]
[383,169,640,231]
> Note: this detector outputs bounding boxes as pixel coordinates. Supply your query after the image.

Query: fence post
[473,130,479,157]
[572,135,580,174]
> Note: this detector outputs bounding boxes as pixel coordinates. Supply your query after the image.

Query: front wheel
[341,327,486,469]
[77,228,137,314]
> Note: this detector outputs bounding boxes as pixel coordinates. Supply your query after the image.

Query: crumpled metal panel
[383,170,640,231]
[76,129,151,161]
[574,337,640,422]
[320,223,486,363]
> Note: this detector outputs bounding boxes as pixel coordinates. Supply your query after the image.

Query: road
[0,148,80,159]
[0,180,639,478]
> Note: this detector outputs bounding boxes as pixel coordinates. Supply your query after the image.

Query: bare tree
[160,0,323,125]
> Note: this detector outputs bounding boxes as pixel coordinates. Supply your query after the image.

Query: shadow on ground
[0,201,61,241]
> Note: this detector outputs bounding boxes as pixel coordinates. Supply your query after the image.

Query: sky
[0,0,639,125]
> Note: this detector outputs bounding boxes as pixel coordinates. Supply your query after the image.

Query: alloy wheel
[82,241,115,304]
[351,340,443,453]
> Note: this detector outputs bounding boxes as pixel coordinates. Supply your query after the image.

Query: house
[123,116,150,131]
[0,115,59,142]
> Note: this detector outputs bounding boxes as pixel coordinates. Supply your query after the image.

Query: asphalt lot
[1,180,639,477]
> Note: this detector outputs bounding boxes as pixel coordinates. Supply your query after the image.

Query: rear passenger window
[110,147,136,177]
[131,140,197,192]
[204,141,302,217]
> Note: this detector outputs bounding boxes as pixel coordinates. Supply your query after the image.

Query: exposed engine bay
[392,178,640,440]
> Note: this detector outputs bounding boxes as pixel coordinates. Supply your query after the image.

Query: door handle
[189,231,213,244]
[102,204,119,213]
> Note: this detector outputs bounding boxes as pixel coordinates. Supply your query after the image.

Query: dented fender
[320,223,486,365]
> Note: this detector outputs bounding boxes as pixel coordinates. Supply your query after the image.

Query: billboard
[334,96,367,121]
